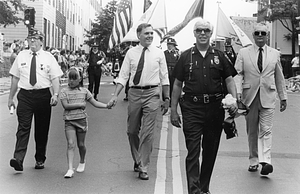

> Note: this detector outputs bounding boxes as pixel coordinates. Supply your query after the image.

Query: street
[0,76,300,194]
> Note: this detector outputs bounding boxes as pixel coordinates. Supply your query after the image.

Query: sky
[102,0,258,50]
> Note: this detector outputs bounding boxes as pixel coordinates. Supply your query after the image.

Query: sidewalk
[0,75,115,95]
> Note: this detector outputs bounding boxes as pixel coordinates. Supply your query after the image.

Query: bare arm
[170,79,183,128]
[88,98,109,109]
[50,77,60,106]
[7,75,19,109]
[61,99,86,110]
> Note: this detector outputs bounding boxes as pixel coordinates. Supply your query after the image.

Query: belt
[20,88,50,93]
[183,93,223,104]
[130,85,158,90]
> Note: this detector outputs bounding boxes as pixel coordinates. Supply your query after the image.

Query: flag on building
[161,0,204,43]
[216,6,252,47]
[122,0,167,43]
[108,0,133,49]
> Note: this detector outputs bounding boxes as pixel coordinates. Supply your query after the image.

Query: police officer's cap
[166,38,177,46]
[27,28,44,39]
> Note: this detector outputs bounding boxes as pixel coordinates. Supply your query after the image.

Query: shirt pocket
[209,63,223,79]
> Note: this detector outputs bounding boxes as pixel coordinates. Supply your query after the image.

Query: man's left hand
[161,100,169,115]
[280,100,287,112]
[228,102,238,117]
[50,95,58,106]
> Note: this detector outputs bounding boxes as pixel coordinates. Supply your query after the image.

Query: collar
[254,44,266,52]
[29,48,43,55]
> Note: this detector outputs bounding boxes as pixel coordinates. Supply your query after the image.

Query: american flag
[109,0,133,49]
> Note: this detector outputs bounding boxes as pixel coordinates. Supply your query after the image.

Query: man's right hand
[170,109,181,128]
[107,96,118,109]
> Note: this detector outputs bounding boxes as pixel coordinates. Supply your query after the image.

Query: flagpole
[215,1,221,40]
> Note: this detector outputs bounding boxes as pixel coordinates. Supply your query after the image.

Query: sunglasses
[28,37,41,41]
[254,31,267,36]
[194,28,211,34]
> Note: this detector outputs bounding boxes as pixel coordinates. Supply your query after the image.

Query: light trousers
[127,87,160,172]
[245,91,275,165]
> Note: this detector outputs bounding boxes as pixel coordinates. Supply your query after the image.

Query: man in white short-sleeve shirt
[8,28,63,172]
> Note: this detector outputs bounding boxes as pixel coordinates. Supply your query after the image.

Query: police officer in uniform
[170,19,238,194]
[8,29,63,171]
[164,38,179,102]
[224,38,237,65]
[87,43,106,100]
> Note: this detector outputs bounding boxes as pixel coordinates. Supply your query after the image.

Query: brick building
[1,0,102,52]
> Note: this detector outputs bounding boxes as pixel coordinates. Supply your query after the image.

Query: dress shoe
[10,158,23,171]
[139,172,149,180]
[35,161,44,169]
[134,162,140,172]
[248,164,259,172]
[200,191,211,194]
[260,163,273,175]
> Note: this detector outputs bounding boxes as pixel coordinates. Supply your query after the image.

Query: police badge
[214,56,219,64]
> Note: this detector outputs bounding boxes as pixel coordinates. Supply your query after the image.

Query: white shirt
[291,56,299,68]
[9,49,63,90]
[117,44,169,87]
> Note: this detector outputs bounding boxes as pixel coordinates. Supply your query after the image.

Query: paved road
[0,77,299,194]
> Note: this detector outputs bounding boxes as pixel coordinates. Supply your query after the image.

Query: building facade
[1,0,102,52]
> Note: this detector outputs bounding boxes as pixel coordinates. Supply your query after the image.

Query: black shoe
[35,161,44,169]
[139,172,149,180]
[260,163,273,175]
[200,191,211,194]
[248,164,259,172]
[123,97,128,101]
[10,158,23,171]
[134,163,140,172]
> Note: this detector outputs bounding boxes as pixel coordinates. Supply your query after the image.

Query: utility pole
[298,0,300,54]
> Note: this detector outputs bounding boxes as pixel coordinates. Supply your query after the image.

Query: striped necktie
[257,47,263,72]
[133,47,147,85]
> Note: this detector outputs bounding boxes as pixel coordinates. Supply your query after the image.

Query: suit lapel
[263,46,271,72]
[249,46,260,73]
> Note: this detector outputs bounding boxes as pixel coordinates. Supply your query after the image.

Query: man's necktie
[257,47,263,72]
[133,47,147,85]
[30,52,37,86]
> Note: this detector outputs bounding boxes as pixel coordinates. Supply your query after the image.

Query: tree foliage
[265,0,298,55]
[0,0,30,27]
[84,0,117,52]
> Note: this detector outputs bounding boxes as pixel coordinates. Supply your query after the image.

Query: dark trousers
[180,99,224,194]
[88,68,102,97]
[14,88,52,164]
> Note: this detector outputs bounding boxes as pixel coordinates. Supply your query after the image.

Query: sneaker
[64,169,74,178]
[76,163,85,173]
[35,161,44,169]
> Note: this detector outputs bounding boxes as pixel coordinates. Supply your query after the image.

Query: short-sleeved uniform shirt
[60,87,93,121]
[173,45,237,95]
[9,49,63,90]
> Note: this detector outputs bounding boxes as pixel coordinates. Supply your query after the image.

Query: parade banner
[109,0,133,49]
[161,0,204,43]
[216,7,252,47]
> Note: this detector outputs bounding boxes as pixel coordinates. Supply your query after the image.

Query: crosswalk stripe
[172,125,183,194]
[154,116,168,194]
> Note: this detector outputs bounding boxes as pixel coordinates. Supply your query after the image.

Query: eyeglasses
[194,28,211,34]
[28,37,41,41]
[254,31,267,36]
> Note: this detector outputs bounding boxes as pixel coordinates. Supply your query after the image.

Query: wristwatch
[164,97,170,101]
[53,93,59,97]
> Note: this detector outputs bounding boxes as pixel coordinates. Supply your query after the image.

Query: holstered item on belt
[183,93,223,104]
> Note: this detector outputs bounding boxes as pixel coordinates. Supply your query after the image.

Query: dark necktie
[133,47,147,85]
[257,47,263,72]
[30,52,37,86]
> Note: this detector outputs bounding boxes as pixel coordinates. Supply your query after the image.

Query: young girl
[60,67,109,178]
